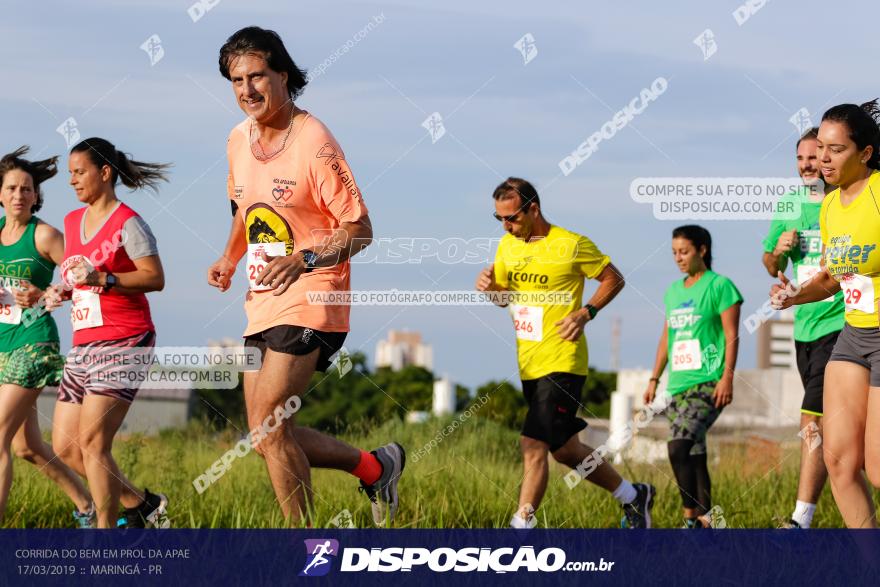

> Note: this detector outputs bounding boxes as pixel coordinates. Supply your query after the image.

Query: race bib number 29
[841,273,875,314]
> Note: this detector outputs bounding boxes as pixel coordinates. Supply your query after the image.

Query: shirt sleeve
[819,195,831,248]
[713,275,743,314]
[122,216,159,260]
[493,238,509,289]
[575,235,611,279]
[310,133,368,224]
[762,216,787,255]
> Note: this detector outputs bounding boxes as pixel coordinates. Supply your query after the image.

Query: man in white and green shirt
[762,127,844,529]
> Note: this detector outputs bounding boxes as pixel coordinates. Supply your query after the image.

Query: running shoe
[72,504,96,529]
[620,483,655,529]
[117,489,169,529]
[358,442,405,527]
[779,519,802,529]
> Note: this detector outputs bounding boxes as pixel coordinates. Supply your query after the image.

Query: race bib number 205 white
[510,305,543,342]
[671,339,702,371]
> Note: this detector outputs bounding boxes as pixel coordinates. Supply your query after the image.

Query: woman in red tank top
[46,137,171,528]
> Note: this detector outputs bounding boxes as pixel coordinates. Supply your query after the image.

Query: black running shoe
[117,489,169,529]
[620,483,655,529]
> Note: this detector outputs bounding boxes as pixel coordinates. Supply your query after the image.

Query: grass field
[2,416,870,529]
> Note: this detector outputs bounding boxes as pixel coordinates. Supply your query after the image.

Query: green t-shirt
[664,271,743,395]
[762,190,844,342]
[0,216,59,352]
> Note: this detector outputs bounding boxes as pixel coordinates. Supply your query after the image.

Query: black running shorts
[244,325,347,372]
[794,329,840,416]
[520,372,588,452]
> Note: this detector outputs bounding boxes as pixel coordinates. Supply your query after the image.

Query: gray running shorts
[828,324,880,387]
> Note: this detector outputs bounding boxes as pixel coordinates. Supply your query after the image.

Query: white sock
[612,479,638,505]
[791,501,816,528]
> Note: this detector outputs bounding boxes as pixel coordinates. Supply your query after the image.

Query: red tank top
[62,203,154,345]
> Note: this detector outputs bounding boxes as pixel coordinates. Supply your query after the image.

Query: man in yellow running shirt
[476,177,655,528]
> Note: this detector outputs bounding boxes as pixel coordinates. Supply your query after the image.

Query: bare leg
[0,385,42,520]
[823,361,876,528]
[52,400,143,510]
[12,406,91,512]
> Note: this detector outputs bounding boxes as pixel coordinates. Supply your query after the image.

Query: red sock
[351,450,383,485]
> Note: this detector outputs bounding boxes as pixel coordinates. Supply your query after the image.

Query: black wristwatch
[104,273,118,291]
[585,304,598,320]
[301,250,318,273]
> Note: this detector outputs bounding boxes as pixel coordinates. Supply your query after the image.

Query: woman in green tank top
[0,147,93,526]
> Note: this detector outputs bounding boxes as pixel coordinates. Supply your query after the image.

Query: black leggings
[668,439,711,512]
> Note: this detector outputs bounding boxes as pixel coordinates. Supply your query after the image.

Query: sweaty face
[228,53,289,124]
[495,197,534,240]
[0,169,37,216]
[796,138,821,184]
[816,120,871,187]
[672,236,705,274]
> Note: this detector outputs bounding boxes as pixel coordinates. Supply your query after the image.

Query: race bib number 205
[671,339,702,372]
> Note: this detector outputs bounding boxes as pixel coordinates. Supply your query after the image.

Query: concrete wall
[35,388,195,435]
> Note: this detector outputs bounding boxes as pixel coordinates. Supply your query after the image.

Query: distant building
[375,330,433,371]
[756,308,796,370]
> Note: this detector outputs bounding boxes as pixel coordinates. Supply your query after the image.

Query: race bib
[796,265,833,303]
[247,242,288,292]
[671,339,702,372]
[510,305,543,342]
[841,273,875,314]
[71,289,103,330]
[0,288,22,325]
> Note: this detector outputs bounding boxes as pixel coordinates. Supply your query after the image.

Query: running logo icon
[300,539,339,577]
[693,29,717,61]
[422,112,446,143]
[513,33,537,65]
[56,117,80,149]
[789,108,813,135]
[140,34,165,66]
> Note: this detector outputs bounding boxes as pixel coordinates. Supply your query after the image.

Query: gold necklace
[250,107,296,161]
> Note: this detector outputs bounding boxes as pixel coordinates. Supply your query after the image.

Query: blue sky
[1,0,873,389]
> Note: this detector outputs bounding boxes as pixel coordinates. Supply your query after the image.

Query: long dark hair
[70,138,170,193]
[821,99,880,170]
[0,146,58,213]
[673,225,712,270]
[218,26,308,100]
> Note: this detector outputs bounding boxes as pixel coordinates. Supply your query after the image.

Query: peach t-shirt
[227,113,368,335]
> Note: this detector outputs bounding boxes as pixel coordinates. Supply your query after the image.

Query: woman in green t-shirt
[644,225,742,528]
[0,147,93,526]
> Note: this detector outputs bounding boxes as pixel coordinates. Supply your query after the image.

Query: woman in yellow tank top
[771,100,880,527]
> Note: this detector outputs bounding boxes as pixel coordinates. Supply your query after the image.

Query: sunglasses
[493,202,533,223]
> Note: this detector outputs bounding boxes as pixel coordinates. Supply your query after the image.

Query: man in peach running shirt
[207,27,404,526]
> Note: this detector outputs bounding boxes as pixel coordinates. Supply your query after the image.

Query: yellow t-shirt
[494,225,611,380]
[820,171,880,328]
